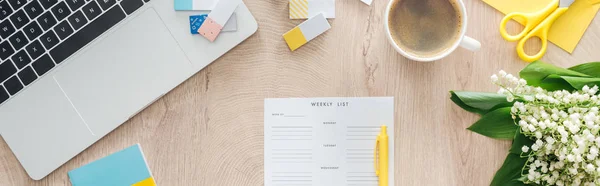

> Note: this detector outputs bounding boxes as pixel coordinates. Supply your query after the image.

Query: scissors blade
[559,0,575,7]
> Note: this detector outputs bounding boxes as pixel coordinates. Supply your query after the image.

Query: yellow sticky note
[131,177,157,186]
[283,27,308,51]
[483,0,600,53]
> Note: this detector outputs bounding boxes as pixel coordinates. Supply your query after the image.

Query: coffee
[387,0,462,58]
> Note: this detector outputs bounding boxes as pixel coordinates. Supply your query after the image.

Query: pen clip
[374,135,380,176]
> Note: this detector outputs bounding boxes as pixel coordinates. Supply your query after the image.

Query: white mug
[384,0,481,62]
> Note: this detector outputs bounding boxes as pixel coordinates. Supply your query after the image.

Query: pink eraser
[198,17,223,42]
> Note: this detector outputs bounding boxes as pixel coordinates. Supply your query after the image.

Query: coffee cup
[384,0,481,62]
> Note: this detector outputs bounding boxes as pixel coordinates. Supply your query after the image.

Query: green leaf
[561,76,600,90]
[467,107,517,139]
[539,74,577,91]
[450,91,512,115]
[569,62,600,77]
[491,153,528,186]
[519,61,590,87]
[509,129,534,155]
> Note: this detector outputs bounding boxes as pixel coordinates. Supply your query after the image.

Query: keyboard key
[40,30,59,49]
[66,0,85,11]
[68,11,87,30]
[97,0,116,11]
[18,66,37,85]
[0,1,13,20]
[0,60,16,82]
[12,49,31,69]
[40,0,58,9]
[0,20,14,39]
[0,85,8,104]
[51,1,71,21]
[32,54,54,75]
[9,31,28,51]
[23,21,42,40]
[26,40,44,59]
[51,6,125,63]
[9,10,29,29]
[24,1,43,19]
[82,1,101,20]
[4,75,22,95]
[121,0,143,15]
[54,20,73,39]
[8,0,27,11]
[0,40,14,60]
[38,11,57,30]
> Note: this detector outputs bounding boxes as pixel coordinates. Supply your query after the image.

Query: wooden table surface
[2,0,600,185]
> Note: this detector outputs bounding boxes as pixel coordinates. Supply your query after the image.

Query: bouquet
[451,61,600,186]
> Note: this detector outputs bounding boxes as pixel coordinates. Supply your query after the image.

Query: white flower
[507,94,515,102]
[522,145,530,153]
[567,154,575,162]
[532,144,540,151]
[499,70,507,77]
[491,74,499,83]
[490,71,600,185]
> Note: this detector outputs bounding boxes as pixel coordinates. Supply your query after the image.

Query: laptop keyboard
[0,0,147,105]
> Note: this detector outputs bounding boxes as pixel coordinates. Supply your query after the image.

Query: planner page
[264,97,394,186]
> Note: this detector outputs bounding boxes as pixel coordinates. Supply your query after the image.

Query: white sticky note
[298,13,331,41]
[222,13,237,32]
[198,0,242,42]
[289,0,335,19]
[209,0,241,26]
[361,0,373,5]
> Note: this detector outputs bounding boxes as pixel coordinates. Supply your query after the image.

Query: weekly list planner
[264,97,395,186]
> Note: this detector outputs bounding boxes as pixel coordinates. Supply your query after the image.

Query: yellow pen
[375,125,389,186]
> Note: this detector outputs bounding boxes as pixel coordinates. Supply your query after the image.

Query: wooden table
[2,0,600,185]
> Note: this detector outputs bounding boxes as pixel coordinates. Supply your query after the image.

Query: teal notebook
[68,144,156,186]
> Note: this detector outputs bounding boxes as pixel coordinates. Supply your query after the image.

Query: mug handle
[459,36,481,51]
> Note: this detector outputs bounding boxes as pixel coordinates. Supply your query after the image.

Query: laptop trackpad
[53,8,193,136]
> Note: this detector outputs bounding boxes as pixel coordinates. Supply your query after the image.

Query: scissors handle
[516,7,568,62]
[499,0,559,41]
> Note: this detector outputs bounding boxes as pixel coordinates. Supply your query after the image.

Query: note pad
[174,0,218,10]
[283,13,331,51]
[198,0,242,42]
[68,144,156,186]
[289,0,335,19]
[264,97,395,186]
[189,14,237,34]
[483,0,600,53]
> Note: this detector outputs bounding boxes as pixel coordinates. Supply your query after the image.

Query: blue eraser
[189,14,208,34]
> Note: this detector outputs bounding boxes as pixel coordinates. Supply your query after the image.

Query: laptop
[0,0,257,180]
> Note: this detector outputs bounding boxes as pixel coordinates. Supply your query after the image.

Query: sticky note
[189,13,237,34]
[289,0,335,19]
[198,0,241,42]
[68,144,156,186]
[174,0,218,10]
[361,0,373,5]
[283,13,331,51]
[482,0,600,53]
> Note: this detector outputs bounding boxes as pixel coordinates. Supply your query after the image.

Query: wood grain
[2,0,600,185]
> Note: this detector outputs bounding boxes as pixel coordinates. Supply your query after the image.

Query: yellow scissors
[499,0,574,62]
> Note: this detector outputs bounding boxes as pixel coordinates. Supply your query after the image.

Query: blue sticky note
[190,14,208,34]
[68,144,153,186]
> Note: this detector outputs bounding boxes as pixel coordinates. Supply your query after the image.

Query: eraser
[289,0,335,19]
[283,13,331,51]
[198,0,241,42]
